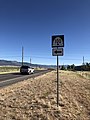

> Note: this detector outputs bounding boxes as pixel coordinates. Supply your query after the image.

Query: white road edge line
[0,71,48,85]
[0,75,29,84]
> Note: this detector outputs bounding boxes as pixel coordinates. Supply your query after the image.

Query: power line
[0,55,90,61]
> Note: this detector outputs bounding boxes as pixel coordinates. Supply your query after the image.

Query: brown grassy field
[0,70,90,120]
[0,66,20,74]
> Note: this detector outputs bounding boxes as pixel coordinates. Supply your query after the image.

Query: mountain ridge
[0,60,56,68]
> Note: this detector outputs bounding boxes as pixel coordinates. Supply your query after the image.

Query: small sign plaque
[52,48,63,56]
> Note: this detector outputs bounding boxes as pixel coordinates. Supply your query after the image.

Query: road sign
[52,48,63,56]
[52,35,64,47]
[51,34,64,107]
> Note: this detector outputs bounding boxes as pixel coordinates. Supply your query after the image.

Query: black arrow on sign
[55,50,62,54]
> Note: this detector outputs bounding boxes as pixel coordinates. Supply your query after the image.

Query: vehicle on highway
[20,65,34,74]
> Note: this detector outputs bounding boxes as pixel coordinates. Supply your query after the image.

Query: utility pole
[83,56,84,65]
[82,56,85,71]
[30,58,31,67]
[22,46,24,66]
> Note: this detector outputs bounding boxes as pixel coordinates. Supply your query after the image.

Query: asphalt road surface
[0,70,50,88]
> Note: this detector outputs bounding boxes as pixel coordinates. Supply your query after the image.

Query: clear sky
[0,0,90,65]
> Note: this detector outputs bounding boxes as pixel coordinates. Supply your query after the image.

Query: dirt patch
[0,71,90,120]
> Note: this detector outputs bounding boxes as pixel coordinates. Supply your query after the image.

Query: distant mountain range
[0,60,56,68]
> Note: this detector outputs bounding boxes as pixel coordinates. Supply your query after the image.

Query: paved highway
[0,70,50,88]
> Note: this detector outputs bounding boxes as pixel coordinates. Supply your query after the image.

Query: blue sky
[0,0,90,65]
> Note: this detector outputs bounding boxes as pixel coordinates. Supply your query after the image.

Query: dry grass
[0,66,20,74]
[0,70,90,120]
[76,71,90,79]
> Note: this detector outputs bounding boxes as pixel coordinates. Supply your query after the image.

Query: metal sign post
[52,35,64,107]
[57,55,59,107]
